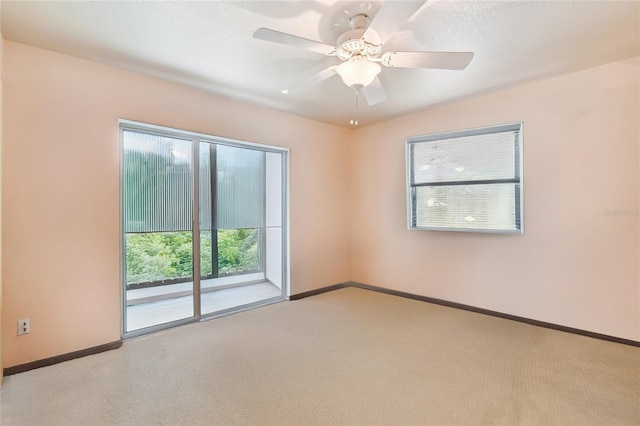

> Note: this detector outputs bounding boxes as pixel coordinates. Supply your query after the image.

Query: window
[406,122,523,233]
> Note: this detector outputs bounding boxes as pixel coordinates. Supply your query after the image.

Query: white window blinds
[407,123,523,233]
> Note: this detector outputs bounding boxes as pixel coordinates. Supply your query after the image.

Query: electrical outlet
[18,319,30,335]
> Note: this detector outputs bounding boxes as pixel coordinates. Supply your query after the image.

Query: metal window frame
[406,122,524,234]
[119,119,289,339]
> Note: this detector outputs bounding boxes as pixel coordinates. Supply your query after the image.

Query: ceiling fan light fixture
[336,57,381,88]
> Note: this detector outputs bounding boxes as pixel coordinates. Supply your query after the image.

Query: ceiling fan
[253,1,474,124]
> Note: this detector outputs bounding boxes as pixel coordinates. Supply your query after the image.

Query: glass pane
[123,131,193,233]
[412,131,516,184]
[200,230,213,278]
[265,152,284,289]
[217,228,261,275]
[123,131,194,332]
[199,144,213,231]
[199,229,261,277]
[414,184,521,231]
[126,231,194,285]
[199,141,281,316]
[265,152,283,227]
[217,145,265,229]
[198,142,265,280]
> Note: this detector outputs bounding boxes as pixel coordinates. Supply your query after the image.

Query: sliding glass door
[121,122,287,336]
[199,143,271,315]
[122,131,195,332]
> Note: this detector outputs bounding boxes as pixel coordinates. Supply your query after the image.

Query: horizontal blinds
[412,131,516,184]
[413,184,520,231]
[123,131,193,233]
[408,123,523,233]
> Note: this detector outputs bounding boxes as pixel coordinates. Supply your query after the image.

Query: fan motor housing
[336,16,382,61]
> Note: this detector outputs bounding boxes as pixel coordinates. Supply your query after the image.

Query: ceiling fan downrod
[350,86,360,126]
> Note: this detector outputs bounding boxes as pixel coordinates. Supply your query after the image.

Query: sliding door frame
[119,119,289,339]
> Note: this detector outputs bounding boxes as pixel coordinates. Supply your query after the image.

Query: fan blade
[382,51,474,70]
[361,77,387,105]
[282,66,338,95]
[363,1,427,45]
[253,28,336,55]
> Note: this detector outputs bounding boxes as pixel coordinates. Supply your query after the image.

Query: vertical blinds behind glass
[123,131,193,233]
[216,144,265,229]
[125,130,265,233]
[199,143,265,230]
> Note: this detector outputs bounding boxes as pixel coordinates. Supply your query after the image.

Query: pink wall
[2,39,638,369]
[350,57,640,341]
[1,41,352,367]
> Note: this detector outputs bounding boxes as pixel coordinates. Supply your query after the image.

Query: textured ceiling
[2,1,639,128]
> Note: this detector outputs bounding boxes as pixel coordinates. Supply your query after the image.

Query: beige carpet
[1,287,639,425]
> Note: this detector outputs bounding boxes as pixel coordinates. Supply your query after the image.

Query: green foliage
[200,232,212,277]
[217,228,260,275]
[125,229,260,285]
